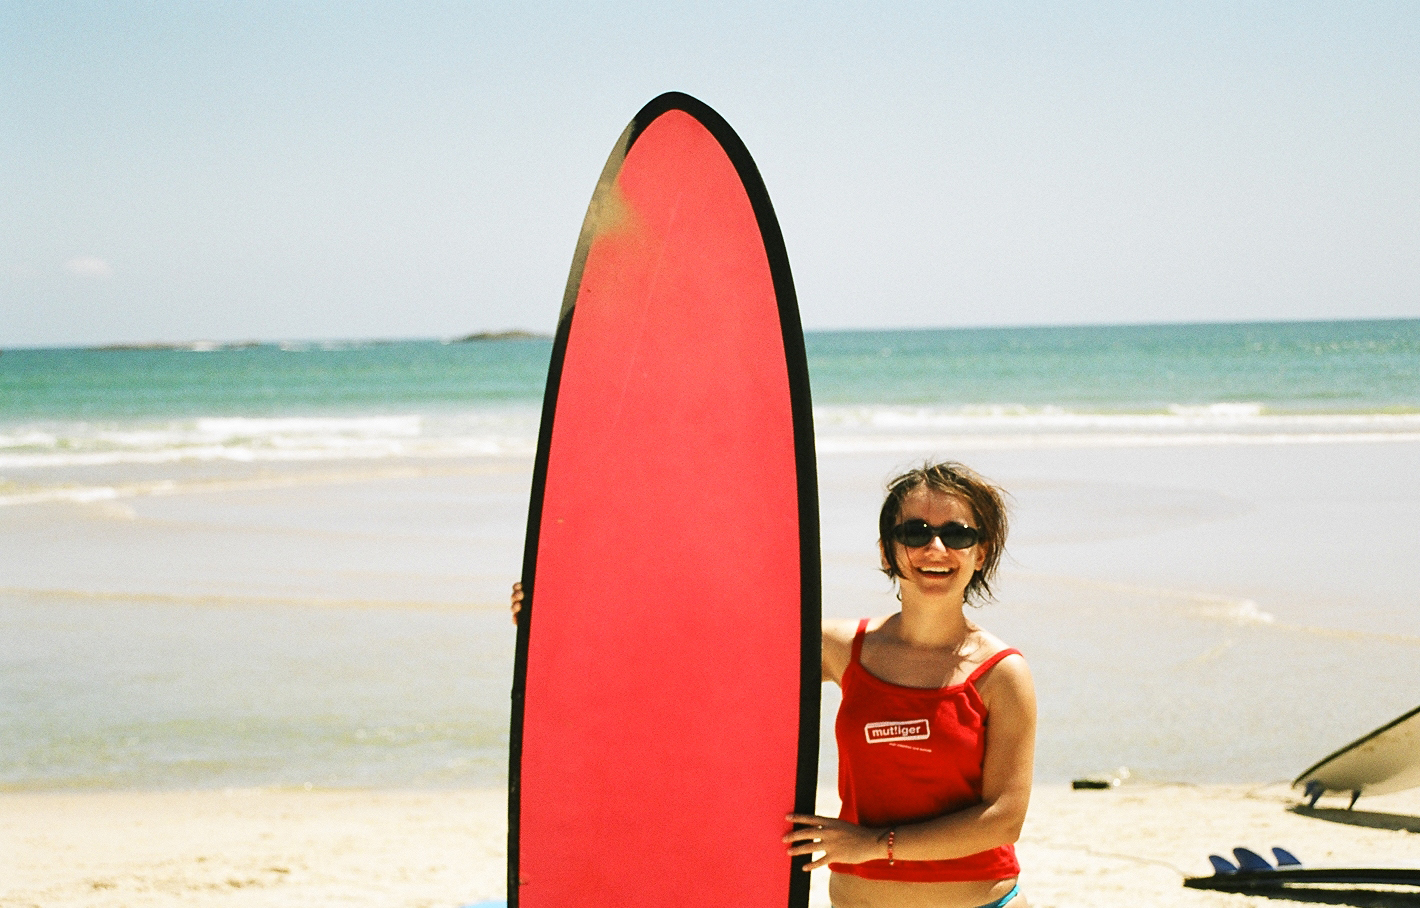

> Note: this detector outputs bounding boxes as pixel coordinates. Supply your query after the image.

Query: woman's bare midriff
[829,872,1024,908]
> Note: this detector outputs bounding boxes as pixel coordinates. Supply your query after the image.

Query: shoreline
[4,784,1418,907]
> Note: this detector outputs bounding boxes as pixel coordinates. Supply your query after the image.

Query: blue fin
[1209,854,1239,875]
[1272,847,1302,867]
[1234,847,1274,872]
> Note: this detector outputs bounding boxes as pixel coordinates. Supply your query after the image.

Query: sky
[3,2,1418,348]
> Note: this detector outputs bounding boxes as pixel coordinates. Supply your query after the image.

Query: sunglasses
[891,519,981,550]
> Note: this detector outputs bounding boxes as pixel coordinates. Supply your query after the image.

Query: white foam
[812,405,1420,453]
[1166,402,1265,418]
[0,431,59,449]
[4,404,1419,473]
[815,404,1420,431]
[193,415,423,438]
[0,411,541,471]
[816,429,1420,454]
[1193,598,1277,626]
[0,482,183,506]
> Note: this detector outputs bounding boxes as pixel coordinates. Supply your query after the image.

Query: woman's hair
[878,461,1009,604]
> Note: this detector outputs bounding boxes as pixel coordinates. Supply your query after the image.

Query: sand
[4,784,1419,908]
[1018,784,1420,907]
[0,789,506,908]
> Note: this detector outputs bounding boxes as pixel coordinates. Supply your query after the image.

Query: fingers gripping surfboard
[510,94,821,908]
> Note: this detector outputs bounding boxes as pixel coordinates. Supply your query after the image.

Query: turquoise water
[2,320,1417,483]
[0,339,550,421]
[805,320,1420,411]
[4,319,1419,422]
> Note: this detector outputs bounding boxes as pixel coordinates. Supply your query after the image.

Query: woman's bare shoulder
[971,629,1034,706]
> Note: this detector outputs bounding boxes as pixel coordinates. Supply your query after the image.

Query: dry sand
[4,784,1418,908]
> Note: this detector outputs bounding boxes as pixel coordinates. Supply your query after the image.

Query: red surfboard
[511,93,820,908]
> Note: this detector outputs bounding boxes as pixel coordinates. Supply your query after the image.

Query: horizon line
[4,314,1419,353]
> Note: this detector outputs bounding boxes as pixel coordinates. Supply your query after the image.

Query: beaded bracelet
[886,828,896,865]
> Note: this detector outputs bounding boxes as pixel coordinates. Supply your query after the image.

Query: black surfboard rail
[1185,866,1420,892]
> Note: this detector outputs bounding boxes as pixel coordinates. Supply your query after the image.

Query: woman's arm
[821,619,857,684]
[786,653,1036,870]
[890,653,1036,859]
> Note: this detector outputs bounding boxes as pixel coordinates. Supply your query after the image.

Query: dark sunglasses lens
[895,520,934,547]
[938,524,978,549]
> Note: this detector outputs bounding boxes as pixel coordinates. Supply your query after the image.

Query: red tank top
[832,619,1021,882]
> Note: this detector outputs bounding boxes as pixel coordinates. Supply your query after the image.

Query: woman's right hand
[511,581,523,625]
[783,814,887,870]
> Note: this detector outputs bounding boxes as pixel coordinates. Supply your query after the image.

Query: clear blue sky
[3,2,1417,347]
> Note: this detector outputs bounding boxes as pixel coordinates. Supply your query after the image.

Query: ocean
[2,319,1419,790]
[4,320,1419,484]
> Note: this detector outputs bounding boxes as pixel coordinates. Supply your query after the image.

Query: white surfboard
[1294,704,1420,807]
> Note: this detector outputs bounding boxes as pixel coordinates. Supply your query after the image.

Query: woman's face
[884,486,987,602]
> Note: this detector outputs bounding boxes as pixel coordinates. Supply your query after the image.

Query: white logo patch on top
[864,719,930,744]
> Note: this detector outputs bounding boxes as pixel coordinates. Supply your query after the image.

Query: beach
[5,784,1419,907]
[5,441,1420,906]
[4,326,1420,904]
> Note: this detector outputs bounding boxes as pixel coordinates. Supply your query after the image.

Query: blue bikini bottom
[830,879,1021,908]
[976,882,1021,908]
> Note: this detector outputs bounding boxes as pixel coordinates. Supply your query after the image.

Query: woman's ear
[878,539,890,572]
[973,543,987,571]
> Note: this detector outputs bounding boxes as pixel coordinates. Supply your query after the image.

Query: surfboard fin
[1205,847,1301,875]
[1348,789,1361,809]
[1189,845,1420,892]
[1304,780,1325,808]
[1233,847,1274,872]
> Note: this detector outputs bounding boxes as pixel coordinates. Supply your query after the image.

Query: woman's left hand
[783,813,886,870]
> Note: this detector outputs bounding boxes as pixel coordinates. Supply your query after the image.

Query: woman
[785,462,1036,908]
[513,460,1035,908]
